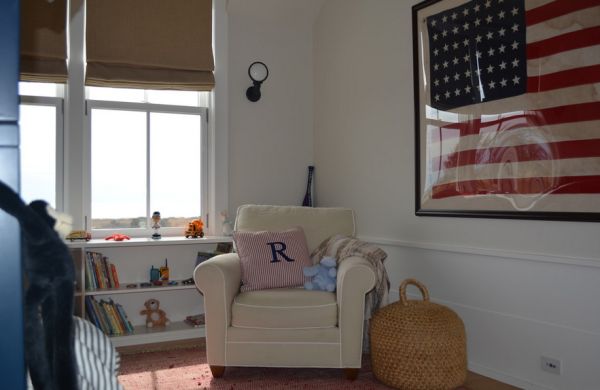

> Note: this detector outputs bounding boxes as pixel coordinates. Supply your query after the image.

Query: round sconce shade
[246,61,269,102]
[248,61,269,83]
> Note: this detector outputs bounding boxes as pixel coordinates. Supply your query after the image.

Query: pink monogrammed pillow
[233,227,312,292]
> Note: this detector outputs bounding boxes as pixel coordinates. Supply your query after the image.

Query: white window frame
[58,0,228,236]
[18,95,65,211]
[84,99,209,238]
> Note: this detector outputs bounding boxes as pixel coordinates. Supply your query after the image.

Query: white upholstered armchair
[194,205,376,379]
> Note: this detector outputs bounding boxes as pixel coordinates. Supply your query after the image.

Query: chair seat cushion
[231,288,338,329]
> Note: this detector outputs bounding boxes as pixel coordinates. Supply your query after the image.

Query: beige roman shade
[86,0,215,91]
[20,0,68,83]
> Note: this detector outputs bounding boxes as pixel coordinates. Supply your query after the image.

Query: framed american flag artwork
[412,0,600,221]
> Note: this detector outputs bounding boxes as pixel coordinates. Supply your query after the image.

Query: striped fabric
[234,227,312,292]
[73,317,123,390]
[420,0,600,212]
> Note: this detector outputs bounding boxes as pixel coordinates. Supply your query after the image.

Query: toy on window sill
[66,230,91,241]
[184,218,205,238]
[140,298,170,328]
[220,210,233,236]
[104,233,130,241]
[303,256,337,292]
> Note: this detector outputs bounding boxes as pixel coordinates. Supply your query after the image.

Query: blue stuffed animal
[303,256,337,292]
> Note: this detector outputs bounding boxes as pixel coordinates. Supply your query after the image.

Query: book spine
[110,264,120,289]
[105,300,123,335]
[104,257,115,288]
[100,299,119,335]
[100,256,111,288]
[93,253,105,289]
[116,303,134,334]
[84,252,95,291]
[86,252,95,290]
[91,296,111,335]
[84,296,101,330]
[90,252,98,288]
[109,299,128,334]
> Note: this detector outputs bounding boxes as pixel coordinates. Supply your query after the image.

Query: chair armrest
[193,253,241,365]
[337,256,377,304]
[336,256,376,367]
[194,253,241,327]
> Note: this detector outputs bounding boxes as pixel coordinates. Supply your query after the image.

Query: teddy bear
[303,256,337,292]
[140,298,170,328]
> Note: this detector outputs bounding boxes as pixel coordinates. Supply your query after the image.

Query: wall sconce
[246,61,269,102]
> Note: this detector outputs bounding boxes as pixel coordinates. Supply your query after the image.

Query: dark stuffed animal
[0,180,78,390]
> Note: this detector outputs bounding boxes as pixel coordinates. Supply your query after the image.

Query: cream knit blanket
[310,234,390,350]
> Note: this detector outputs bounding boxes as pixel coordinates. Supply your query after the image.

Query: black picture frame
[412,0,600,222]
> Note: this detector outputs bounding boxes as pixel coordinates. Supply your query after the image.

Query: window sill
[65,235,232,248]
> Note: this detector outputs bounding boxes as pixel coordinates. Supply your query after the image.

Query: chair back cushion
[235,205,355,254]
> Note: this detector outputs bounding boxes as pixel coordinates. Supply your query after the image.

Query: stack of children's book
[85,296,134,336]
[85,251,120,290]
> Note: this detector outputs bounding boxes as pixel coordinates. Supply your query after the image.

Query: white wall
[313,1,600,389]
[227,0,323,214]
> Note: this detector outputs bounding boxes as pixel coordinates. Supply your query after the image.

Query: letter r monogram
[267,241,295,262]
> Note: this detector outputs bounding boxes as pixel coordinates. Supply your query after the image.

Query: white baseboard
[468,361,553,390]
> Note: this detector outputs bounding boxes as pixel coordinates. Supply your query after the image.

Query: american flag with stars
[428,0,527,110]
[420,0,600,212]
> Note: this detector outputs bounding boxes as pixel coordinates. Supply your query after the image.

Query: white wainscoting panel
[378,242,600,390]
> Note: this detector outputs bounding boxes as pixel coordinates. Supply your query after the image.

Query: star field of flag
[427,0,527,110]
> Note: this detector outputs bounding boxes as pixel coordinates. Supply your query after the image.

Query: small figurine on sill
[151,211,161,240]
[140,298,170,328]
[220,210,233,236]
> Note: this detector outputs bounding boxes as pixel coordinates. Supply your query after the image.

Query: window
[16,2,226,238]
[18,82,64,209]
[86,88,208,235]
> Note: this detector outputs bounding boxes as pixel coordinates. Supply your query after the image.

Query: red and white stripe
[233,228,312,292]
[425,0,600,201]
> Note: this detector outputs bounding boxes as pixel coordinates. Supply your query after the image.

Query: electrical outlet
[541,356,562,375]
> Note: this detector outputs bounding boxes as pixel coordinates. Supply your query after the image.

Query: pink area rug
[118,347,395,389]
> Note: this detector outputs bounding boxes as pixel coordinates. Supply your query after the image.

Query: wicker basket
[370,279,467,390]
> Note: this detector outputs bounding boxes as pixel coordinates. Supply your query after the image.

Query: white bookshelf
[110,321,205,347]
[77,282,197,296]
[68,236,231,346]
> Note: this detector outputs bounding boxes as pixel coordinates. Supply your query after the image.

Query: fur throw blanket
[311,234,390,348]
